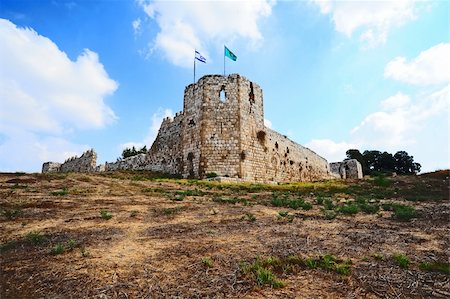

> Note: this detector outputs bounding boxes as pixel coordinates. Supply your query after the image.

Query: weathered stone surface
[329,159,363,179]
[42,162,61,173]
[43,149,97,173]
[105,154,148,171]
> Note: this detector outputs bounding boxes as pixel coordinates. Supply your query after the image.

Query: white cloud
[264,118,273,129]
[132,18,142,36]
[312,0,417,47]
[384,43,450,85]
[351,85,448,148]
[0,19,118,171]
[380,92,411,110]
[306,139,357,162]
[137,0,274,67]
[121,108,174,151]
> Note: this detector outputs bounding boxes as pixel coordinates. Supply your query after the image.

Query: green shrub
[67,239,78,250]
[100,209,113,220]
[359,202,380,214]
[393,254,410,268]
[323,198,334,210]
[206,172,218,178]
[373,174,391,187]
[304,257,318,269]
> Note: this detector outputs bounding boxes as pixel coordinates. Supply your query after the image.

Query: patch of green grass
[176,189,206,197]
[372,253,384,261]
[359,202,380,214]
[50,243,65,255]
[304,257,318,269]
[393,253,410,268]
[419,262,450,274]
[12,183,28,189]
[382,202,417,221]
[100,209,113,220]
[51,187,68,196]
[202,257,214,268]
[241,258,285,288]
[67,239,78,250]
[26,231,46,246]
[162,207,183,216]
[316,196,324,205]
[243,212,256,222]
[1,208,23,219]
[373,174,391,187]
[322,209,337,220]
[338,203,359,215]
[393,205,416,221]
[277,211,295,222]
[323,198,334,210]
[270,195,313,210]
[0,240,17,252]
[213,196,249,205]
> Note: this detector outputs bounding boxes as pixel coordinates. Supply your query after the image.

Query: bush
[323,209,337,220]
[206,172,218,178]
[50,243,65,255]
[393,205,416,221]
[26,232,46,245]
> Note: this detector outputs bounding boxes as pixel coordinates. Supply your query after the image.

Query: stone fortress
[42,74,362,182]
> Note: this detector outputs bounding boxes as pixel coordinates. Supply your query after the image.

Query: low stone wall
[329,159,363,179]
[42,162,62,173]
[105,154,148,171]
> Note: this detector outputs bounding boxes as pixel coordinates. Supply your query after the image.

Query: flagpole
[223,46,226,76]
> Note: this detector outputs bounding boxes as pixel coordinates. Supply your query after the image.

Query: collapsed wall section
[57,149,97,173]
[147,112,184,174]
[330,159,363,179]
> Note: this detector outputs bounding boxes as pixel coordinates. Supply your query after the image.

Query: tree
[121,145,148,159]
[394,151,421,174]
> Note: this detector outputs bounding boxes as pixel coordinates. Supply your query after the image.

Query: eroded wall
[57,149,97,173]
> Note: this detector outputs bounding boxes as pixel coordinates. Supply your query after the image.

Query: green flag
[224,46,237,61]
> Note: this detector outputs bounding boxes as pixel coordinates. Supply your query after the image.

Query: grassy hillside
[1,171,448,298]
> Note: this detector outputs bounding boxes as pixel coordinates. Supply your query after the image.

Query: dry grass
[0,171,449,298]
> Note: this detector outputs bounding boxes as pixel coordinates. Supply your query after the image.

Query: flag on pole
[224,46,237,61]
[195,50,206,63]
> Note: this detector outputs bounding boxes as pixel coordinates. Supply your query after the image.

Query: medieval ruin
[42,74,361,182]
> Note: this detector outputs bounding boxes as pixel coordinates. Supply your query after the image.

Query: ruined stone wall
[58,149,97,173]
[105,154,148,171]
[330,159,363,179]
[147,113,184,174]
[264,129,331,182]
[42,162,61,173]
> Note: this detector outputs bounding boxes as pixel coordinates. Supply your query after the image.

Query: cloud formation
[137,0,274,67]
[0,19,118,171]
[384,43,450,85]
[312,0,417,47]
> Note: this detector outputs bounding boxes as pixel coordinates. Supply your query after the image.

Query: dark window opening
[187,152,194,161]
[188,119,196,126]
[275,142,278,149]
[249,82,255,104]
[257,130,266,145]
[240,151,246,161]
[286,147,289,153]
[290,160,294,165]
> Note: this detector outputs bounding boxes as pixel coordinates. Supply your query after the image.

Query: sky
[0,0,448,173]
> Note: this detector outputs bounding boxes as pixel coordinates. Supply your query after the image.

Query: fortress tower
[148,74,331,182]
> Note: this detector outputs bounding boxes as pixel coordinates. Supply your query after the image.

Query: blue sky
[0,0,448,173]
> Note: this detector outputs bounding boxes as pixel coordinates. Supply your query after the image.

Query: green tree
[121,145,147,159]
[394,151,421,174]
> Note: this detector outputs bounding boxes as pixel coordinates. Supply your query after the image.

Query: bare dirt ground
[1,171,449,298]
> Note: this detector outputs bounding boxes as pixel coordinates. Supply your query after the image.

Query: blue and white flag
[195,50,206,63]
